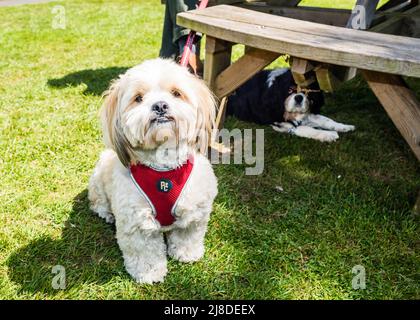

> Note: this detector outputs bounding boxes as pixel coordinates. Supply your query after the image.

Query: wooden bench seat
[177,5,420,78]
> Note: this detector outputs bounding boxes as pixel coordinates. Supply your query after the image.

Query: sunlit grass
[300,0,389,9]
[0,0,418,299]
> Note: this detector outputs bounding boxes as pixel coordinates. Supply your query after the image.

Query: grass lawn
[0,0,419,299]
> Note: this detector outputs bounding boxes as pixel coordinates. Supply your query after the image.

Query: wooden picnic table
[177,0,420,160]
[177,0,420,163]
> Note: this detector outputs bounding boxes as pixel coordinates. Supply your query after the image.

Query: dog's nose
[152,101,169,114]
[294,94,304,104]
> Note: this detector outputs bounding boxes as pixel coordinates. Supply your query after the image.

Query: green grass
[0,0,419,299]
[299,0,389,8]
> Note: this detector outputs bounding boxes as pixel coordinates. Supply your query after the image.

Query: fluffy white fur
[271,92,355,142]
[88,59,218,284]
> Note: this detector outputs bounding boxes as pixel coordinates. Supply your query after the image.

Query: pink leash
[179,0,209,68]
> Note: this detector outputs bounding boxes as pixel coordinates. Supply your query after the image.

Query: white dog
[271,91,355,142]
[88,59,218,284]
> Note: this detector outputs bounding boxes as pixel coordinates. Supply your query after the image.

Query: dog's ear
[308,81,324,114]
[191,77,217,154]
[101,78,133,167]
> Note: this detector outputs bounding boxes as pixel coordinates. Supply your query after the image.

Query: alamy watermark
[352,265,366,290]
[154,127,265,176]
[212,128,265,175]
[350,5,367,30]
[51,5,66,30]
[52,265,66,290]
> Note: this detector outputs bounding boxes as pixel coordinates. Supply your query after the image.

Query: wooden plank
[203,36,232,89]
[362,70,420,161]
[203,36,232,131]
[237,3,351,26]
[378,0,417,11]
[244,45,253,54]
[177,5,420,77]
[315,65,342,92]
[291,57,316,88]
[214,47,279,98]
[371,4,420,34]
[373,0,417,28]
[371,15,405,33]
[319,0,379,88]
[267,0,301,6]
[215,96,228,130]
[403,14,420,37]
[292,57,315,74]
[179,5,419,49]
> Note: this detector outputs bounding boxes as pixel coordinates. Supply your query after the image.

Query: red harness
[130,157,194,226]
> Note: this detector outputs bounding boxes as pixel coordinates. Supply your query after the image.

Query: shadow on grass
[47,67,129,95]
[7,190,125,295]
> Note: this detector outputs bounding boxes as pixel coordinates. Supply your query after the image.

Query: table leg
[204,36,232,91]
[362,70,420,161]
[203,36,232,130]
[214,47,279,99]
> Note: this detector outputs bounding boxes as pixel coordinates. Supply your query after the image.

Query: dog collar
[289,85,321,95]
[129,156,194,226]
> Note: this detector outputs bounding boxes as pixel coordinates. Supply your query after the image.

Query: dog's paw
[103,214,115,224]
[318,131,339,142]
[91,206,115,224]
[337,124,355,132]
[97,209,115,224]
[168,243,204,263]
[271,122,292,133]
[127,263,167,284]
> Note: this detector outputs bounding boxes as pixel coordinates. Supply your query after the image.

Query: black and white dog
[226,68,355,142]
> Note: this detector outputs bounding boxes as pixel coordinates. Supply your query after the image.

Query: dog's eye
[135,95,143,103]
[171,89,182,98]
